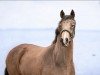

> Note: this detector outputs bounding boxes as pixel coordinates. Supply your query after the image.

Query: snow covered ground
[0,29,100,75]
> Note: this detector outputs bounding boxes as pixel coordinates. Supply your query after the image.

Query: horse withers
[5,10,76,75]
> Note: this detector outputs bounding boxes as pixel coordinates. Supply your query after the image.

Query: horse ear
[70,9,75,18]
[60,10,65,18]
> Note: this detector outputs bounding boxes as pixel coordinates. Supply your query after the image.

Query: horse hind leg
[4,67,9,75]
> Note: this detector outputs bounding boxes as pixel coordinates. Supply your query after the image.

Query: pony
[5,10,76,75]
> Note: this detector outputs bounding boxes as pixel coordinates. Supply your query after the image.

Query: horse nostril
[65,38,68,43]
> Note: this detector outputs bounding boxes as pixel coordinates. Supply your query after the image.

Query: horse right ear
[70,9,75,18]
[60,10,65,18]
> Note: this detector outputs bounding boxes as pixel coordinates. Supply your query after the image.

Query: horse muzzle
[61,37,70,47]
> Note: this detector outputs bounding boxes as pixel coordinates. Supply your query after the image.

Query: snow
[0,29,100,75]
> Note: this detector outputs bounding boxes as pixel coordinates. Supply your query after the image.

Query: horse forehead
[62,20,72,27]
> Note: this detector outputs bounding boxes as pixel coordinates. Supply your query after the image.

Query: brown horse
[5,10,76,75]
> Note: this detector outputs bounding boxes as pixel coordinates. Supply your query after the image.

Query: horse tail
[4,67,9,75]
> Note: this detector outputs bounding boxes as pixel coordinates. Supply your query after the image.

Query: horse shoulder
[17,44,46,75]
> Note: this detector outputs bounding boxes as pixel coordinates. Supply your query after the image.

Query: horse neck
[53,35,73,66]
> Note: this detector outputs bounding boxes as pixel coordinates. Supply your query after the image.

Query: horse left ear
[60,10,65,18]
[70,10,75,18]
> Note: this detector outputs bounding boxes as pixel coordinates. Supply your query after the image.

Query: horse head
[56,10,76,46]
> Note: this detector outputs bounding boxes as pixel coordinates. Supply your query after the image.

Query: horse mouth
[64,43,69,47]
[63,41,70,47]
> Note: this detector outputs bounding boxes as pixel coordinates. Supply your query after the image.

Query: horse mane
[52,25,60,44]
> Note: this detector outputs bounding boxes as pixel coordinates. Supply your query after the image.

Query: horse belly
[42,66,67,75]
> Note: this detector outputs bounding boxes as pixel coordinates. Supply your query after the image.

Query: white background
[0,1,100,30]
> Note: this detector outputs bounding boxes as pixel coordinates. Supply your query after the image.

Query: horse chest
[42,66,67,75]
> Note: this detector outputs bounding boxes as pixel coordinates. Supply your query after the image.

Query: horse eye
[72,25,75,28]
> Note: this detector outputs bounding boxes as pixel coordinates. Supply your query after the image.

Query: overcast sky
[0,1,100,30]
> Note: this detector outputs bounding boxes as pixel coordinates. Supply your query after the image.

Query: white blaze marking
[62,32,70,46]
[63,32,67,45]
